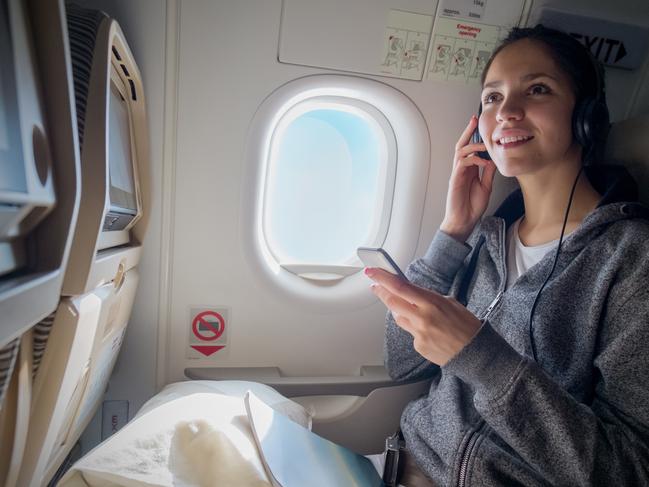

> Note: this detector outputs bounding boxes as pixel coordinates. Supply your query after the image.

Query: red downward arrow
[191,345,225,356]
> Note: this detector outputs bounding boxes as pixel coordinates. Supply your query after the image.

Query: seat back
[15,4,151,483]
[18,269,140,486]
[605,115,649,204]
[0,0,81,484]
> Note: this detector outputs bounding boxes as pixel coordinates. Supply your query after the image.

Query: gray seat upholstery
[605,115,649,204]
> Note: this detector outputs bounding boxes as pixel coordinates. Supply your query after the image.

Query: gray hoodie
[385,166,649,486]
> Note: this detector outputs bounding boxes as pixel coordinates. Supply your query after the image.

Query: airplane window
[243,74,428,308]
[263,99,395,268]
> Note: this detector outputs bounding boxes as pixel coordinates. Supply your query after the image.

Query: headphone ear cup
[572,98,590,148]
[573,97,610,161]
[588,99,610,148]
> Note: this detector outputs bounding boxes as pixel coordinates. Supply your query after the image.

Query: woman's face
[478,39,581,178]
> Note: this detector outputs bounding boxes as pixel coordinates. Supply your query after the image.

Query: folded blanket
[59,381,313,487]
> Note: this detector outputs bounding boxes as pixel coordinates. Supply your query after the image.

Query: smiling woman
[368,25,649,487]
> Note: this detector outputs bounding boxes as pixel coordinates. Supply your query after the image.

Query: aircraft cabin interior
[1,0,648,485]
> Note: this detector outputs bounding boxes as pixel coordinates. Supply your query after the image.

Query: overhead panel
[279,0,439,80]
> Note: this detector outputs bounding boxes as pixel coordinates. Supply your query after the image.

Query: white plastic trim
[241,74,430,312]
[280,263,363,282]
[156,0,180,389]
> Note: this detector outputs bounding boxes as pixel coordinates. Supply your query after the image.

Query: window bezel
[241,75,430,312]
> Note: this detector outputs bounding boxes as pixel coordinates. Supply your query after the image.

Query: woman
[366,25,649,486]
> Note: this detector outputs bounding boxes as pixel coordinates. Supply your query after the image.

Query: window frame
[242,75,430,311]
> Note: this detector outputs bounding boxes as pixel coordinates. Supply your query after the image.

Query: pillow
[58,381,313,487]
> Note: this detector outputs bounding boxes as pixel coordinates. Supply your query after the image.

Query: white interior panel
[160,0,649,383]
[166,0,470,381]
[279,0,439,79]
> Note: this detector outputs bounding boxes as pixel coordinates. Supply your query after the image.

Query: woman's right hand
[440,115,497,242]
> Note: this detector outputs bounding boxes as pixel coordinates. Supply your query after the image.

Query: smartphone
[471,105,491,160]
[357,247,408,281]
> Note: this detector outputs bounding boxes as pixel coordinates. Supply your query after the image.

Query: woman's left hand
[366,268,483,366]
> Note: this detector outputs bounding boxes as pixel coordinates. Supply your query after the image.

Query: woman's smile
[498,137,534,148]
[493,129,535,148]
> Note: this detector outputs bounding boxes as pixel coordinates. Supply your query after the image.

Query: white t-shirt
[505,218,559,290]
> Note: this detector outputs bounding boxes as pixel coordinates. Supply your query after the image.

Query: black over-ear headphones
[571,52,610,165]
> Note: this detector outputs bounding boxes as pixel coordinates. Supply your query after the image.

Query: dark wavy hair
[481,24,604,105]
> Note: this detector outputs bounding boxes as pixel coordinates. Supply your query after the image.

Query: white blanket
[59,381,313,487]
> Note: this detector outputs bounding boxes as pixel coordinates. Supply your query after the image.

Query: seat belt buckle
[382,431,405,487]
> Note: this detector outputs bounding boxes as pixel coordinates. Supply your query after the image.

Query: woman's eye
[529,84,550,95]
[483,92,500,104]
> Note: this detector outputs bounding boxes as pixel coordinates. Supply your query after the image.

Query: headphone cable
[528,166,583,362]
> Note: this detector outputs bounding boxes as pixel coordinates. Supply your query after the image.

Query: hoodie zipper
[481,291,503,321]
[456,292,502,487]
[458,423,488,487]
[458,431,477,487]
[458,223,507,487]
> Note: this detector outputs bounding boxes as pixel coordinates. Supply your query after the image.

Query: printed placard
[439,0,487,21]
[426,0,526,84]
[186,307,230,358]
[380,10,434,80]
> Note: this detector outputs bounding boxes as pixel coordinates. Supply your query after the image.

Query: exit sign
[537,8,649,70]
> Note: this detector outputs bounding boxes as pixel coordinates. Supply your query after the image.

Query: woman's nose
[496,96,524,122]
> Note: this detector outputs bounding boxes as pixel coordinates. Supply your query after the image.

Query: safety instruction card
[426,0,527,84]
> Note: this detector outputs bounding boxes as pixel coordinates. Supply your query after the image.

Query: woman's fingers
[370,282,418,337]
[392,313,414,335]
[456,154,490,169]
[371,283,417,317]
[481,161,497,192]
[367,269,423,305]
[455,115,479,151]
[366,268,444,310]
[456,142,488,158]
[453,156,494,184]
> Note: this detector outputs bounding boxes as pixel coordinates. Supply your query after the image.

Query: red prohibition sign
[192,311,225,342]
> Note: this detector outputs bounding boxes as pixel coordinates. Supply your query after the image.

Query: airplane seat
[0,0,82,484]
[604,114,649,204]
[0,333,32,487]
[0,337,22,482]
[16,3,151,485]
[0,338,20,408]
[19,269,140,486]
[31,311,56,380]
